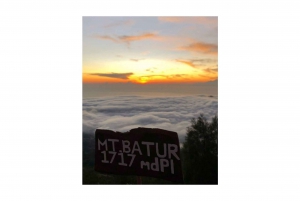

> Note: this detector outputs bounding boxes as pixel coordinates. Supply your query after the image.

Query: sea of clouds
[83,95,218,143]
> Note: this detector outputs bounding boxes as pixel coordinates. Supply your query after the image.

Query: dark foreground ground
[83,115,218,185]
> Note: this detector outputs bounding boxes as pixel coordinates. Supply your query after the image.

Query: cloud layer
[90,73,133,80]
[83,95,218,143]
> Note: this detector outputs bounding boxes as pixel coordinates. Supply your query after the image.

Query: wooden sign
[94,128,184,183]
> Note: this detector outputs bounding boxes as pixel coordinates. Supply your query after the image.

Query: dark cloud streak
[90,73,133,80]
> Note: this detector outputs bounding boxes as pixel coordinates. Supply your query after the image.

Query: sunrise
[83,16,218,184]
[83,17,218,85]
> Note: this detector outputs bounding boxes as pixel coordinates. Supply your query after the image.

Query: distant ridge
[193,79,218,86]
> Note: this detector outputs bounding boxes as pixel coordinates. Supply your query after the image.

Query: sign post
[94,127,184,183]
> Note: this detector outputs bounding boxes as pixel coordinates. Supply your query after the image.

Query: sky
[83,17,218,84]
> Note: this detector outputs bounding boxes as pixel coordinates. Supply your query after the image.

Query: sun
[137,77,149,84]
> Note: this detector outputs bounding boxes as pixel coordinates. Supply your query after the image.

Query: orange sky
[83,17,218,84]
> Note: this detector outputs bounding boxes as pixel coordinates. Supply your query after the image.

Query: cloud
[191,59,218,63]
[175,59,196,68]
[158,17,217,25]
[203,68,218,73]
[135,74,188,80]
[139,74,167,78]
[174,74,185,78]
[90,73,133,80]
[119,33,160,43]
[178,42,218,55]
[176,59,218,68]
[83,95,218,143]
[130,58,144,62]
[145,67,157,72]
[94,35,119,43]
[94,33,161,45]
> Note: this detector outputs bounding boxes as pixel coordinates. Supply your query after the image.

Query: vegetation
[181,114,218,184]
[82,114,218,184]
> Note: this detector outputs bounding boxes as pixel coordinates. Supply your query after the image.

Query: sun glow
[83,58,218,84]
[137,78,148,84]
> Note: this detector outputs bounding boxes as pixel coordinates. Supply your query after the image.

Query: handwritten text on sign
[94,128,183,183]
